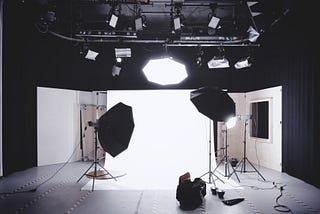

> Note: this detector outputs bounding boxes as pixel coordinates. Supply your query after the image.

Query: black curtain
[282,51,319,187]
[262,2,320,187]
[2,1,38,175]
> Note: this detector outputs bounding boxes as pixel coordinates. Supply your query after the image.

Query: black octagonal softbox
[190,87,235,122]
[98,102,135,157]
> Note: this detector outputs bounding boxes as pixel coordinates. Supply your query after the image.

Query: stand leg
[77,126,117,191]
[243,158,266,181]
[213,127,240,182]
[234,119,265,181]
[77,162,95,183]
[200,120,224,185]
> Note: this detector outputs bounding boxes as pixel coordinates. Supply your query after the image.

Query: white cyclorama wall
[104,90,216,186]
[37,87,87,166]
[245,86,282,172]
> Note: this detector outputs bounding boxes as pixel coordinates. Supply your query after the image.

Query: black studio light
[77,102,135,191]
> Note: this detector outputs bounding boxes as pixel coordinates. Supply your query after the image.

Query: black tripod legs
[213,157,240,183]
[200,170,225,186]
[77,161,117,191]
[236,157,266,181]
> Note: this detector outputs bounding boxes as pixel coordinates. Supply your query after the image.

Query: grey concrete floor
[0,161,319,214]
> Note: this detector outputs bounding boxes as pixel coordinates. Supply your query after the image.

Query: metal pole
[243,120,247,172]
[208,119,212,184]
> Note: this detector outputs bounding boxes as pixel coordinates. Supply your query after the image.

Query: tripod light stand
[77,102,135,191]
[190,86,236,185]
[77,122,117,191]
[199,119,224,185]
[213,121,240,182]
[235,116,265,180]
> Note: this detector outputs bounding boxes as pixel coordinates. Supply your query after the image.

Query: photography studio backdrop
[37,86,281,189]
[103,89,213,188]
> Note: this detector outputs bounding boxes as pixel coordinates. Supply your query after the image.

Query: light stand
[77,121,117,191]
[235,118,265,181]
[200,120,224,185]
[213,124,240,182]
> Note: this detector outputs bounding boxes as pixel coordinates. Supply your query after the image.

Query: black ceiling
[33,0,290,45]
[4,0,299,92]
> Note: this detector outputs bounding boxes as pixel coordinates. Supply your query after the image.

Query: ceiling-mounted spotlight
[247,26,260,42]
[112,64,121,77]
[234,57,252,69]
[112,48,131,77]
[80,44,99,61]
[116,57,122,63]
[115,48,131,58]
[208,3,220,29]
[85,50,99,60]
[207,56,230,69]
[135,7,147,31]
[135,17,143,31]
[172,2,185,32]
[173,16,182,31]
[207,47,229,69]
[108,14,118,28]
[142,57,188,85]
[106,3,121,28]
[208,15,220,29]
[247,2,262,17]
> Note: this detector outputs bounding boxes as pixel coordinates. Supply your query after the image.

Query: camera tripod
[77,123,117,191]
[235,119,265,180]
[213,125,240,182]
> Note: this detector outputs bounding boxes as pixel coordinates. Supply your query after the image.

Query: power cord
[273,185,292,213]
[0,142,81,195]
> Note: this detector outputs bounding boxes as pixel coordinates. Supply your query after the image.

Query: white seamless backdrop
[103,90,216,188]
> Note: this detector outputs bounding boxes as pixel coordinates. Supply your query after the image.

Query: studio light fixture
[247,1,262,17]
[135,13,147,31]
[226,116,236,129]
[208,15,220,29]
[207,56,230,69]
[108,13,118,28]
[142,57,188,85]
[115,48,131,58]
[112,64,121,77]
[247,26,260,42]
[85,50,99,60]
[135,16,143,31]
[106,3,121,29]
[234,57,252,69]
[81,44,99,61]
[208,3,220,29]
[173,16,182,31]
[112,48,132,77]
[171,2,185,32]
[207,47,229,69]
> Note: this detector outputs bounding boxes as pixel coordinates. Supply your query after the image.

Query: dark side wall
[2,1,319,187]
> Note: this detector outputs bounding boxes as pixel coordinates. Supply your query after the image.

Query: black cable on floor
[273,185,292,213]
[0,142,80,195]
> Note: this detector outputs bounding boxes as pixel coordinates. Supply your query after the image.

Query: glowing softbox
[190,87,235,122]
[98,102,135,157]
